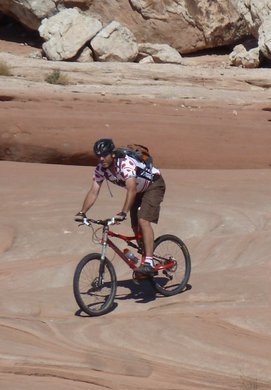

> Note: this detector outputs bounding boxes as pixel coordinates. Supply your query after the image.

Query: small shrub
[0,61,12,76]
[45,69,69,85]
[241,376,258,390]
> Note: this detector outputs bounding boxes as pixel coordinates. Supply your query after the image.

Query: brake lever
[74,217,90,226]
[108,217,116,225]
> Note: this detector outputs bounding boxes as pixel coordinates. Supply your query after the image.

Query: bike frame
[100,224,176,272]
[75,217,176,273]
[100,224,142,270]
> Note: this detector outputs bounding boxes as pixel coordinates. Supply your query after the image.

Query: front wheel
[73,253,117,316]
[152,234,191,296]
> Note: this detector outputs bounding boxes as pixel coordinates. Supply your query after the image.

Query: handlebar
[74,217,117,226]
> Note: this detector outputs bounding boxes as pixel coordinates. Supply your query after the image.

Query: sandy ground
[1,39,271,389]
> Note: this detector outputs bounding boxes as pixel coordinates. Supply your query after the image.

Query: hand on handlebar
[74,212,126,227]
[74,211,89,225]
[112,211,127,224]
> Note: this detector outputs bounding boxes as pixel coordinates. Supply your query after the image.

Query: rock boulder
[39,8,102,61]
[128,0,249,53]
[229,43,261,68]
[259,16,271,59]
[0,0,57,30]
[138,43,182,64]
[234,1,271,61]
[235,0,271,37]
[0,0,250,55]
[91,21,138,62]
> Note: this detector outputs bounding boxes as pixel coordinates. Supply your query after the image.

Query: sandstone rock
[229,44,246,66]
[229,43,260,68]
[28,50,43,59]
[91,21,138,62]
[235,1,271,62]
[235,0,271,37]
[138,43,182,64]
[0,0,57,30]
[129,0,249,53]
[39,8,102,61]
[139,55,155,64]
[64,0,249,54]
[75,46,94,62]
[258,17,271,59]
[62,0,91,8]
[0,0,251,56]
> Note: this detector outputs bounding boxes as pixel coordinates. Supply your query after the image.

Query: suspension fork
[98,226,109,282]
[101,226,109,260]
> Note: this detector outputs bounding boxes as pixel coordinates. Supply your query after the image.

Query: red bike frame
[105,230,176,273]
[78,217,176,273]
[107,230,143,270]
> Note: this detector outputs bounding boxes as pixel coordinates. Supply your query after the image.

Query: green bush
[45,69,69,85]
[0,61,12,76]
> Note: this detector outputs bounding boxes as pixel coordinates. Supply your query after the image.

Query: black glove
[113,211,127,222]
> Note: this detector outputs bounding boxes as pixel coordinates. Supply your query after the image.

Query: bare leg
[138,218,154,258]
[131,224,144,251]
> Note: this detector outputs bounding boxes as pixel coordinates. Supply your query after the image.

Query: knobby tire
[73,253,117,316]
[152,234,191,296]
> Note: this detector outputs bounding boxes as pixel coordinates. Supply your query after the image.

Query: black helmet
[93,138,115,157]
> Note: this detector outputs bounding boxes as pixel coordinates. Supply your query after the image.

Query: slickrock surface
[1,40,271,389]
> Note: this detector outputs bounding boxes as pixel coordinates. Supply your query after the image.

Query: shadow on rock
[74,302,118,317]
[116,278,157,304]
[116,279,192,304]
[0,142,96,166]
[74,282,192,317]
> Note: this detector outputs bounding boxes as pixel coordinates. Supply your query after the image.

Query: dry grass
[45,69,69,85]
[0,61,12,76]
[241,376,258,390]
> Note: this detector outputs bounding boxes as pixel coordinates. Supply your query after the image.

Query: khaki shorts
[130,175,166,227]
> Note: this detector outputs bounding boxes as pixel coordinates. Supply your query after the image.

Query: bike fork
[98,228,108,284]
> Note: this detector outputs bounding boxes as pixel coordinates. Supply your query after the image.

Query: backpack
[114,143,154,181]
[114,144,153,169]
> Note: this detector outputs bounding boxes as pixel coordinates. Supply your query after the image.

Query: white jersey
[94,156,160,193]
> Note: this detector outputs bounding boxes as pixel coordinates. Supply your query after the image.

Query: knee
[139,218,151,228]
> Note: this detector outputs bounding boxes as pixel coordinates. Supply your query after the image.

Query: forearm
[81,191,97,213]
[80,181,101,214]
[122,187,137,214]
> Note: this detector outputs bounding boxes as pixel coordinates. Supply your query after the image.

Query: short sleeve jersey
[94,156,160,193]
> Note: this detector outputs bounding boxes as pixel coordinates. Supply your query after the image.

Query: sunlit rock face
[0,0,249,54]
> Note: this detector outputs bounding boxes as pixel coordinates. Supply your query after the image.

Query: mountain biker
[75,138,166,276]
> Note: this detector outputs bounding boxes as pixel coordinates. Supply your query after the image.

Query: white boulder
[229,43,260,68]
[259,16,271,59]
[91,21,138,62]
[39,8,102,61]
[0,0,57,29]
[138,43,182,64]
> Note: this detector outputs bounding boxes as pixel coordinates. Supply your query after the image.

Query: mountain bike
[73,216,191,316]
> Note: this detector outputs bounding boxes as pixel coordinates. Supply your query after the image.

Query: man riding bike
[75,138,166,275]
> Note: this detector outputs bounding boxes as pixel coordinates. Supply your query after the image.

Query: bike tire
[73,253,117,316]
[152,234,191,296]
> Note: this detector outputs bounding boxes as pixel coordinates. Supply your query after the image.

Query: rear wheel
[152,234,191,296]
[73,253,117,316]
